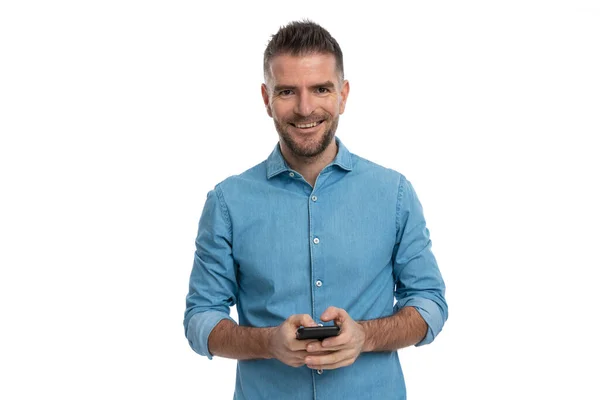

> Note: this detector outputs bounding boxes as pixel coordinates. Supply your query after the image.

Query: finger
[307,335,349,352]
[286,351,311,368]
[289,339,319,351]
[310,358,355,370]
[320,306,347,324]
[320,331,350,349]
[305,349,355,369]
[308,351,333,356]
[288,313,318,328]
[305,341,326,352]
[289,350,333,360]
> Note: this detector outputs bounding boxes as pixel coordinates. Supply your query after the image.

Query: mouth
[289,120,325,130]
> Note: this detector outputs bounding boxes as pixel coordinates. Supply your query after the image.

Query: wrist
[263,327,275,359]
[358,321,373,353]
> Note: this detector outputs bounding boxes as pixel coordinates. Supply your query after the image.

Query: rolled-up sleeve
[184,185,238,359]
[393,176,448,346]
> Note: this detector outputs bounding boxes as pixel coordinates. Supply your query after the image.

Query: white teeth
[296,121,319,128]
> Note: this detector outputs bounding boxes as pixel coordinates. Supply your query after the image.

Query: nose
[294,90,316,117]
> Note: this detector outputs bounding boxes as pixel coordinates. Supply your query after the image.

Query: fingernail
[307,345,314,351]
[305,358,312,364]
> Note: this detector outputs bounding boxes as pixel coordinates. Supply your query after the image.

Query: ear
[261,83,273,118]
[339,80,350,115]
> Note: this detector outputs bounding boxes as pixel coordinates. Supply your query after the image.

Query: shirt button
[311,195,318,202]
[317,369,323,375]
[289,172,295,177]
[313,237,320,244]
[315,280,322,287]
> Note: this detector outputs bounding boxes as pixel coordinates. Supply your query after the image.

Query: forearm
[359,306,428,352]
[207,319,275,360]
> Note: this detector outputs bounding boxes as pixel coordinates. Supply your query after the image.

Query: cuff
[394,297,445,346]
[186,311,235,359]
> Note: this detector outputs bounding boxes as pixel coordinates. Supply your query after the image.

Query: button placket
[308,189,325,332]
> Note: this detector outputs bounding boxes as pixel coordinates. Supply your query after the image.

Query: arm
[391,176,448,346]
[207,319,273,360]
[208,314,325,367]
[184,186,239,359]
[359,306,427,352]
[303,306,426,370]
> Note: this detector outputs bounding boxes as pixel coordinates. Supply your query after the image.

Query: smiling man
[184,20,448,399]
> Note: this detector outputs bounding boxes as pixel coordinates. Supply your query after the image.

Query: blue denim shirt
[184,138,447,400]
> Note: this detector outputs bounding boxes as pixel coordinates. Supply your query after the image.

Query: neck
[280,140,338,187]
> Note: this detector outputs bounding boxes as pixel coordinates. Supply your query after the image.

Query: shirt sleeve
[393,176,448,346]
[183,185,238,359]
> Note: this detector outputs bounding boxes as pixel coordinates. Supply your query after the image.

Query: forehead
[267,53,338,85]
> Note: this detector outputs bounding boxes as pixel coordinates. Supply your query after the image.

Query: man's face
[262,53,349,159]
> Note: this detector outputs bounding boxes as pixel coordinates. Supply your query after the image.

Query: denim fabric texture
[184,137,448,400]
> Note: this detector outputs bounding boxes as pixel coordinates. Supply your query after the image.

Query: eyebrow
[273,81,336,92]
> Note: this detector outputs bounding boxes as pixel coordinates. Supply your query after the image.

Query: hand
[304,306,366,370]
[268,314,324,367]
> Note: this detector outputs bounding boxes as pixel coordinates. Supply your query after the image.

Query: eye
[279,89,294,97]
[316,87,330,94]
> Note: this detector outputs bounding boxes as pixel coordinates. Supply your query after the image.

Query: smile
[291,120,324,129]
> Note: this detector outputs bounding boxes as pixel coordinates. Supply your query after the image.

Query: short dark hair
[263,20,344,83]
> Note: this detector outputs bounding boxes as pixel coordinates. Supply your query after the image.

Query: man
[184,20,447,399]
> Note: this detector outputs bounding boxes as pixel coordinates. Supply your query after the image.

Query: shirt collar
[266,137,354,179]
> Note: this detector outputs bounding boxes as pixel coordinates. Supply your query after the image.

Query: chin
[275,117,338,158]
[286,133,334,158]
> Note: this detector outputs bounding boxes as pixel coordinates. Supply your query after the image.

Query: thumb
[289,313,318,328]
[321,306,345,324]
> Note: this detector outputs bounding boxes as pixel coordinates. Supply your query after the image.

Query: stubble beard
[274,116,339,159]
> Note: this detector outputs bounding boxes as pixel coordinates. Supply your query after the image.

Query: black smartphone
[296,326,340,340]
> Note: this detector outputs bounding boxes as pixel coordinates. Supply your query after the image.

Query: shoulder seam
[214,184,233,239]
[396,174,407,232]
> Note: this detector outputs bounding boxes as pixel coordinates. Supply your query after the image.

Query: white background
[1,1,599,399]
